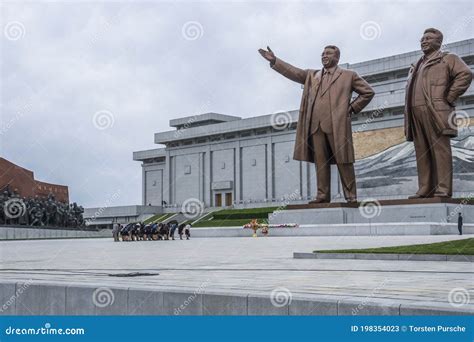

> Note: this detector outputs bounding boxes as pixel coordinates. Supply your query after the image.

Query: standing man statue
[259,45,375,203]
[405,28,472,199]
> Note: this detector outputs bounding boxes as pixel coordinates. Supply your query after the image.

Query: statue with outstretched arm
[259,45,375,203]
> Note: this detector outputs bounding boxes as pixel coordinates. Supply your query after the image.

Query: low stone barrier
[0,226,111,240]
[0,281,471,316]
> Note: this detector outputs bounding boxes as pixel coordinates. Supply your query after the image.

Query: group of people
[112,221,191,242]
[0,190,84,227]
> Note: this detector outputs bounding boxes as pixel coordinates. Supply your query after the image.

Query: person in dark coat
[178,223,185,240]
[151,223,159,240]
[158,223,169,240]
[120,223,133,241]
[170,223,177,240]
[458,213,463,235]
[156,223,163,240]
[112,222,119,242]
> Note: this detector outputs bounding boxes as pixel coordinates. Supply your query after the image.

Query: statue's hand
[347,105,354,117]
[258,46,276,63]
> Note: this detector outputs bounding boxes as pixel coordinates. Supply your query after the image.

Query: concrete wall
[269,203,474,226]
[187,223,474,238]
[83,205,163,227]
[211,148,235,205]
[0,281,470,315]
[84,205,161,218]
[273,141,301,200]
[145,169,163,206]
[173,153,201,204]
[0,226,111,240]
[241,145,267,201]
[211,149,234,184]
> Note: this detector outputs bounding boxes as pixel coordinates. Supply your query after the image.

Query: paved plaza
[0,235,473,315]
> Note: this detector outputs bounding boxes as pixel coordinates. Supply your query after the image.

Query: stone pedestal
[270,198,473,227]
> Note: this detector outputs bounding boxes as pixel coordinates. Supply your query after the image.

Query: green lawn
[191,207,279,227]
[314,238,474,255]
[192,218,268,228]
[143,213,175,224]
[214,207,280,215]
[143,213,163,224]
[212,207,280,220]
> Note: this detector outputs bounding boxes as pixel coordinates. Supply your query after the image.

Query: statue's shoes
[309,197,329,204]
[433,192,450,198]
[408,194,428,199]
[346,198,358,204]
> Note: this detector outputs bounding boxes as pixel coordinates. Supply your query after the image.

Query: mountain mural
[354,129,474,197]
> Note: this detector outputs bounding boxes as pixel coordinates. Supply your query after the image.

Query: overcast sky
[1,0,472,208]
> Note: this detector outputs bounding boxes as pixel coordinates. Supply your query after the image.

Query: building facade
[134,39,474,208]
[0,158,69,203]
[83,205,162,228]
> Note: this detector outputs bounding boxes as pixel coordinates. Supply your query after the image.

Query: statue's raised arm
[258,46,307,85]
[258,46,276,64]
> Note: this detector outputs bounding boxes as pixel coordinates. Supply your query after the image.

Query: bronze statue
[259,46,374,203]
[405,28,473,199]
[0,190,85,228]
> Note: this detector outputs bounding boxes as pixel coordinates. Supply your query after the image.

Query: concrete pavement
[0,235,472,315]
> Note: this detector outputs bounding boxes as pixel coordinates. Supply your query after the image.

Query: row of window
[166,109,404,147]
[168,125,298,148]
[37,185,67,193]
[363,69,409,84]
[154,92,474,153]
[361,56,472,84]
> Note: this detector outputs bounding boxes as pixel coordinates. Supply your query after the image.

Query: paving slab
[0,235,473,315]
